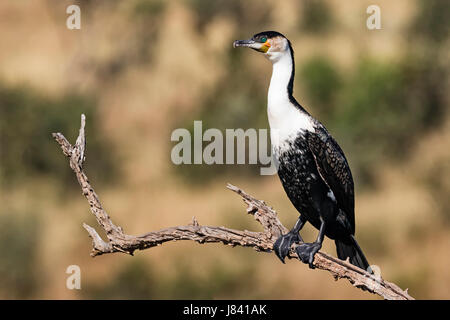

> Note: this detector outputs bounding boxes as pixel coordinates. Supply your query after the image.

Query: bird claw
[295,242,321,269]
[273,231,302,263]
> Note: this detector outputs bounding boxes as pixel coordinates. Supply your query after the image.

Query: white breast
[267,52,315,154]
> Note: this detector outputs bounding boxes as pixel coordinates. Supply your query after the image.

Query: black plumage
[234,31,371,272]
[275,124,370,271]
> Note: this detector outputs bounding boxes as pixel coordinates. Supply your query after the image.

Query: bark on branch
[52,114,414,300]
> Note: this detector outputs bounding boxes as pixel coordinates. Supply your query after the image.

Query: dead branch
[52,114,414,300]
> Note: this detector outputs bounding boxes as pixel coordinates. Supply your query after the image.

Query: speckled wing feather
[306,126,355,233]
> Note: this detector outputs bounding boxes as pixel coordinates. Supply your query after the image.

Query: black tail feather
[335,236,372,273]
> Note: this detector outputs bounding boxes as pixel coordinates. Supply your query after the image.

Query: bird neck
[267,45,314,142]
[268,47,295,108]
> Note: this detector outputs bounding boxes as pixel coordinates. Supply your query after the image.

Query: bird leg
[296,218,326,269]
[273,215,306,263]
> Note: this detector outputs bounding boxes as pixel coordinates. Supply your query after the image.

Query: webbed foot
[295,242,321,269]
[273,232,303,263]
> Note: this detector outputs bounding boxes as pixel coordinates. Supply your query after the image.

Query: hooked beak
[233,38,270,53]
[233,39,257,48]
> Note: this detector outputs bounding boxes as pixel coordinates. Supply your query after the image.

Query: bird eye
[260,37,267,43]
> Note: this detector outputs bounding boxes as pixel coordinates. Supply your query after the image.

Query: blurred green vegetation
[300,56,341,121]
[411,0,450,43]
[187,0,271,33]
[161,258,259,299]
[0,83,118,189]
[133,0,166,18]
[0,212,42,298]
[301,0,334,34]
[84,255,259,299]
[130,0,167,64]
[85,259,156,299]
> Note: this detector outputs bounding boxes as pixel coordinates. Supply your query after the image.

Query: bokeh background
[0,0,449,299]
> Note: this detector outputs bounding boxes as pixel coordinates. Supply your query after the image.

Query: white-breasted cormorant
[234,31,371,272]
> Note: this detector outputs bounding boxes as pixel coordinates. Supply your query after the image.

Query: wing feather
[307,127,355,233]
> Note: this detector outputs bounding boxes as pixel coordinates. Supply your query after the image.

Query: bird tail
[335,236,372,273]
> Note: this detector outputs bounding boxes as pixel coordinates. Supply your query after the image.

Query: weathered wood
[52,114,414,300]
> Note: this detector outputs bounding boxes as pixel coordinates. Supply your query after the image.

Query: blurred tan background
[0,0,449,299]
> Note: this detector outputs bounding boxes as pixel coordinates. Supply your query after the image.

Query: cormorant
[233,31,371,272]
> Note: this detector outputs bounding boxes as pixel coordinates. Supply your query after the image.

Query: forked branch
[52,115,414,300]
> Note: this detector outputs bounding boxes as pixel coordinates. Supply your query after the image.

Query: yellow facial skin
[259,40,271,53]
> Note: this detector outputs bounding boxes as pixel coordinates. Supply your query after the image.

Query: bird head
[233,31,291,63]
